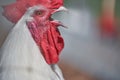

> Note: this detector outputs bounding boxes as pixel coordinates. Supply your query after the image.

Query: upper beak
[55,6,68,12]
[52,6,68,14]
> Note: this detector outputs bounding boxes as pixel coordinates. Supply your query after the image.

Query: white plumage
[0,6,64,80]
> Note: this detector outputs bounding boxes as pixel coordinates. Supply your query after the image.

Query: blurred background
[0,0,120,80]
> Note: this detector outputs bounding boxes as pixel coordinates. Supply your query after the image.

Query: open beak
[51,6,68,28]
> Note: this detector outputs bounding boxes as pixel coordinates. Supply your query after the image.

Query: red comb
[2,0,63,23]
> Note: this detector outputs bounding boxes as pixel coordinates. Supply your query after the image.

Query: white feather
[0,5,64,80]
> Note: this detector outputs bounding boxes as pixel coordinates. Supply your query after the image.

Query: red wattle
[26,21,64,64]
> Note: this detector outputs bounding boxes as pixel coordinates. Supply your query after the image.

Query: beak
[55,6,68,12]
[51,6,68,28]
[52,6,68,14]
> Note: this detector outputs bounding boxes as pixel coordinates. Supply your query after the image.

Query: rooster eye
[35,10,44,16]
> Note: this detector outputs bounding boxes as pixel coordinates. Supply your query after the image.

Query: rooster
[0,0,67,80]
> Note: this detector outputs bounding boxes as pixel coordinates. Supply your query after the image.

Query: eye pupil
[36,11,43,15]
[38,11,42,15]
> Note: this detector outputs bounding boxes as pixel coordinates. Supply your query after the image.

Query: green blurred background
[64,0,120,17]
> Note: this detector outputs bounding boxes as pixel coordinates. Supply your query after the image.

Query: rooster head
[2,0,66,23]
[2,0,67,64]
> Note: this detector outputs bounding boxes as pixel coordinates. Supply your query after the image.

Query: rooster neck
[0,18,64,80]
